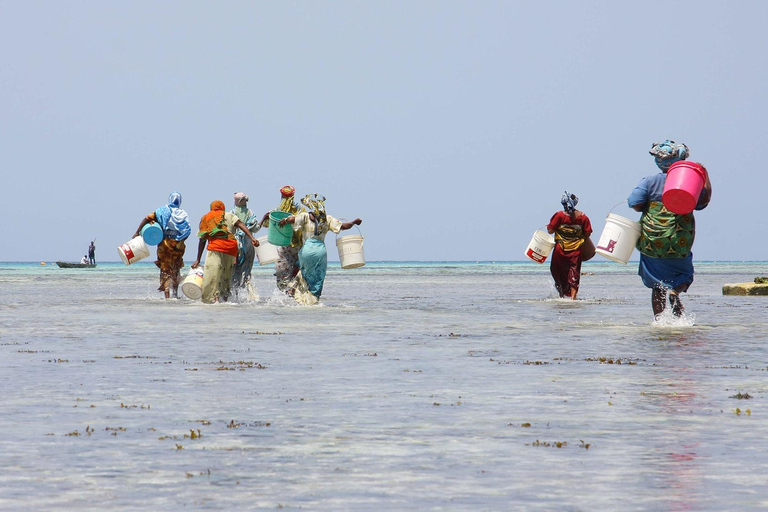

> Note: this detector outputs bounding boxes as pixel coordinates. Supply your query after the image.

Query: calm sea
[1,260,767,511]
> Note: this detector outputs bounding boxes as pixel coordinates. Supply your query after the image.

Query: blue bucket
[141,223,163,246]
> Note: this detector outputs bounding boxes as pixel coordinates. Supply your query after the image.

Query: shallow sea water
[1,260,767,511]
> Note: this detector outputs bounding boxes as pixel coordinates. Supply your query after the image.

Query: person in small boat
[191,200,259,304]
[277,193,362,305]
[628,140,712,318]
[231,192,261,294]
[88,241,96,265]
[261,185,306,294]
[80,255,90,265]
[133,192,191,299]
[547,191,593,299]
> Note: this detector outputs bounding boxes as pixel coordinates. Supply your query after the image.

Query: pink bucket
[662,161,706,214]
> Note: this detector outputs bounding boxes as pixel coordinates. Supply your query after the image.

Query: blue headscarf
[561,191,578,215]
[155,192,191,241]
[649,140,689,171]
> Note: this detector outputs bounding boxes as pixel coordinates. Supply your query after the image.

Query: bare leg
[652,286,666,316]
[668,287,685,317]
[570,288,578,300]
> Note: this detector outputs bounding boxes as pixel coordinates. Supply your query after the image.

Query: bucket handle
[608,201,625,213]
[337,219,363,242]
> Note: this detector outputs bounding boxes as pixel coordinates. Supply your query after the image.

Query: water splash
[653,308,696,327]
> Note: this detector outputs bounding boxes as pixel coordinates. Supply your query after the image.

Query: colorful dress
[231,205,260,289]
[547,211,592,298]
[265,201,305,293]
[628,171,709,291]
[289,212,342,305]
[198,204,239,303]
[146,194,190,296]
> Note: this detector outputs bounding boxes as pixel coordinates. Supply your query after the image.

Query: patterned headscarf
[301,193,327,234]
[155,191,191,241]
[561,191,578,215]
[278,185,300,214]
[649,140,689,171]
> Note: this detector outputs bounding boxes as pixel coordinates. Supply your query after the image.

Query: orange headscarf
[198,201,233,240]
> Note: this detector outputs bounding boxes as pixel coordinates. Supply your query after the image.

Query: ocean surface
[1,260,767,511]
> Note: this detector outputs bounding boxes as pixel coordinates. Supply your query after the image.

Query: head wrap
[278,186,300,214]
[561,191,578,215]
[301,193,327,234]
[649,140,689,171]
[155,191,191,241]
[198,200,233,240]
[232,192,256,226]
[233,192,248,207]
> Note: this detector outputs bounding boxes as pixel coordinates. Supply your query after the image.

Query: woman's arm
[191,238,207,268]
[133,214,154,238]
[234,219,259,246]
[696,165,712,210]
[340,218,362,231]
[278,215,296,227]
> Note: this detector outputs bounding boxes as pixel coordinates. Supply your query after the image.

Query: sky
[2,1,767,262]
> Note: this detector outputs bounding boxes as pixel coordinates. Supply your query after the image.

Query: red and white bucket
[524,230,555,263]
[117,237,150,265]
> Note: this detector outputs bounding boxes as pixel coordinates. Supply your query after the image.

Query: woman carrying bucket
[231,192,261,295]
[547,191,593,300]
[628,140,712,318]
[132,192,191,299]
[260,186,306,294]
[277,194,362,305]
[191,200,259,304]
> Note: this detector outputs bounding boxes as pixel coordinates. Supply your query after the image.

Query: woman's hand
[252,237,259,247]
[191,260,200,269]
[278,215,295,227]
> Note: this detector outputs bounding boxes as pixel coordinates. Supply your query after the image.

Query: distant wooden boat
[56,261,96,269]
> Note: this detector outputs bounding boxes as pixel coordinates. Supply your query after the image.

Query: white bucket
[524,230,555,263]
[181,268,204,300]
[117,237,150,265]
[336,234,365,269]
[255,235,279,266]
[595,213,641,264]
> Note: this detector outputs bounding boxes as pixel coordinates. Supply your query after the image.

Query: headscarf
[301,193,327,235]
[649,140,689,171]
[561,191,578,215]
[234,192,248,207]
[198,200,234,240]
[278,185,300,214]
[155,191,191,241]
[233,192,251,223]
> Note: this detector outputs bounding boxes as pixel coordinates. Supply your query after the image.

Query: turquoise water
[1,261,767,510]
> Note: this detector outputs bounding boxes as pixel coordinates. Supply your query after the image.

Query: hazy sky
[2,1,766,262]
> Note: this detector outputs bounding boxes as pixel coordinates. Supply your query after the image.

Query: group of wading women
[546,139,712,319]
[132,186,362,305]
